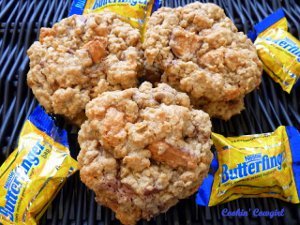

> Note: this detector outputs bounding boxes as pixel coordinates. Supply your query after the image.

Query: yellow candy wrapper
[196,126,300,206]
[252,9,300,93]
[69,0,161,34]
[0,106,78,225]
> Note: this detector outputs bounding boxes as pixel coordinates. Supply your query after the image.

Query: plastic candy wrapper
[0,106,78,225]
[249,8,300,93]
[196,126,300,206]
[69,0,161,34]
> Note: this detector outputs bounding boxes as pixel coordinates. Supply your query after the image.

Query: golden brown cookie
[27,11,143,125]
[78,82,212,225]
[143,2,263,120]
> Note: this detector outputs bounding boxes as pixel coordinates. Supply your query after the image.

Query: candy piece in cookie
[27,11,143,125]
[78,82,212,225]
[143,2,263,120]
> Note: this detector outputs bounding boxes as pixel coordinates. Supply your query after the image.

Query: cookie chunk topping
[78,82,212,225]
[27,11,143,125]
[143,2,263,120]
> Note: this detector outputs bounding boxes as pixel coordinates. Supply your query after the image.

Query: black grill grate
[0,0,299,224]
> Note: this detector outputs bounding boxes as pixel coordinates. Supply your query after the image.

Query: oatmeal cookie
[78,82,212,225]
[143,2,263,120]
[27,11,143,125]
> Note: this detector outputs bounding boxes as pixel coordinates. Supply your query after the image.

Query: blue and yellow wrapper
[0,106,78,225]
[196,126,300,206]
[69,0,161,35]
[251,9,300,93]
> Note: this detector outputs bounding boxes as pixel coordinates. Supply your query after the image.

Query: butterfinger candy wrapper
[69,0,161,34]
[196,126,300,206]
[250,8,300,93]
[0,106,78,225]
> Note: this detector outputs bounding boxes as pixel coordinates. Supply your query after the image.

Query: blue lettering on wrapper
[221,152,284,184]
[92,0,144,8]
[0,176,21,221]
[130,0,137,6]
[248,163,255,175]
[222,164,229,183]
[0,142,45,222]
[267,37,300,62]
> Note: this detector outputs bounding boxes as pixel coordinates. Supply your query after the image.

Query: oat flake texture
[27,11,143,125]
[143,2,263,120]
[78,82,212,225]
